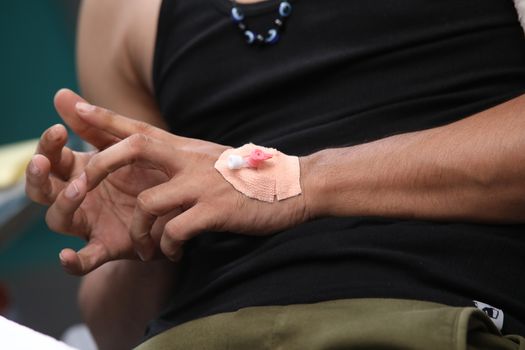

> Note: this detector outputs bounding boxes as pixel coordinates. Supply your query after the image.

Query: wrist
[299,152,328,220]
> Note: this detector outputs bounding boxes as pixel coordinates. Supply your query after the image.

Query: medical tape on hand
[214,143,302,202]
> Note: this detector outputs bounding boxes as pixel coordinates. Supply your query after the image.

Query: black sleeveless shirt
[147,0,525,338]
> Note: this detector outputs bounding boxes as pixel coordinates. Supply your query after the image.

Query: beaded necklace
[230,0,293,45]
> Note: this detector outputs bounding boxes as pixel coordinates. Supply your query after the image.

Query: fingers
[45,173,89,236]
[74,101,183,145]
[54,89,119,149]
[83,134,180,191]
[59,242,111,275]
[130,204,157,262]
[35,124,74,179]
[131,182,191,261]
[25,154,65,205]
[161,204,215,261]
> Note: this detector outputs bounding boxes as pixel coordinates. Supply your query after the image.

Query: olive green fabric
[136,298,524,350]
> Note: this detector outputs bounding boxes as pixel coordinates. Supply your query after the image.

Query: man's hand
[25,89,169,275]
[72,102,311,262]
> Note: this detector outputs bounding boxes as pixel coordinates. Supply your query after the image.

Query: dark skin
[28,89,309,274]
[25,0,525,348]
[26,90,170,274]
[29,87,525,278]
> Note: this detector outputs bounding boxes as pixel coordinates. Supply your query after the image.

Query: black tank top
[147,0,525,338]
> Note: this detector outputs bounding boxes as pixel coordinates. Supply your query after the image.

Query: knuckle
[126,134,149,154]
[161,239,181,260]
[132,232,149,244]
[134,121,153,135]
[160,240,175,257]
[137,192,155,213]
[196,205,216,231]
[177,231,193,242]
[87,154,102,172]
[164,222,176,237]
[161,246,177,260]
[45,210,61,232]
[164,222,180,240]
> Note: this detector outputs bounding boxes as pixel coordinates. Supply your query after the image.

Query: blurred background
[0,0,86,340]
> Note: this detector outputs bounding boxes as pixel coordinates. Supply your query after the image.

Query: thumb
[59,242,111,275]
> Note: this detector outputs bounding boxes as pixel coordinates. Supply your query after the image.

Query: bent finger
[161,204,215,261]
[25,154,65,205]
[131,182,194,261]
[54,89,120,150]
[45,173,88,236]
[130,205,157,262]
[59,242,111,276]
[83,134,180,191]
[35,124,73,179]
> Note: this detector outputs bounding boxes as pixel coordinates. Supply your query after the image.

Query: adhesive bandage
[214,143,301,202]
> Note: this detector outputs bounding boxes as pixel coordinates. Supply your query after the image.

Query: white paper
[0,316,78,350]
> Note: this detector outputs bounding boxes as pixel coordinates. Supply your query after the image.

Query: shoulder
[77,0,166,126]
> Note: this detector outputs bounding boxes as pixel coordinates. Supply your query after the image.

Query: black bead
[256,34,265,43]
[274,18,283,27]
[238,23,246,31]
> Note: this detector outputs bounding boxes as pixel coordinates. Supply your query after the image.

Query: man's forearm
[303,93,525,223]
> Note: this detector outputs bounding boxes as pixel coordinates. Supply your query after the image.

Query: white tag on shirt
[473,300,504,331]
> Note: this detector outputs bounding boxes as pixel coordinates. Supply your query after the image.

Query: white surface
[61,324,98,350]
[0,316,78,350]
[228,155,246,169]
[0,139,38,189]
[474,300,504,331]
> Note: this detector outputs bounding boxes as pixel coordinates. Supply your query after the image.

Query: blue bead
[279,1,292,17]
[231,7,244,22]
[265,29,280,44]
[244,30,255,44]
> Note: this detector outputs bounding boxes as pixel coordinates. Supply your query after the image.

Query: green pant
[136,299,525,350]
